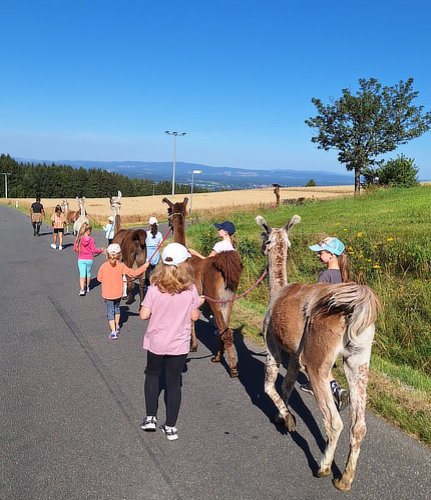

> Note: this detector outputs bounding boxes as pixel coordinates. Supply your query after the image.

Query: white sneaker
[50,243,56,249]
[160,424,178,440]
[141,416,157,431]
[58,245,63,250]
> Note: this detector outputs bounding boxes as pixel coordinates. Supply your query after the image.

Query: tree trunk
[354,168,361,195]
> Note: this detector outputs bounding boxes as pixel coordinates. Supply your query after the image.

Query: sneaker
[115,325,120,335]
[58,245,63,250]
[79,289,86,296]
[50,243,57,249]
[300,381,314,395]
[85,287,90,293]
[109,331,118,340]
[333,386,350,411]
[141,416,157,431]
[160,424,178,441]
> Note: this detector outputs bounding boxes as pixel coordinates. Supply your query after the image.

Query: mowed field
[3,185,355,225]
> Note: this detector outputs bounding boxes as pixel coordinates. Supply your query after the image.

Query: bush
[305,178,316,187]
[378,154,419,188]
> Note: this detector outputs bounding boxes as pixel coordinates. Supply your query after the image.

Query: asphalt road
[1,204,430,500]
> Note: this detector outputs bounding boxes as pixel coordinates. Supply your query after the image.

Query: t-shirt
[317,269,342,284]
[97,261,147,299]
[51,212,65,228]
[31,202,43,213]
[212,240,235,253]
[142,284,201,355]
[145,230,163,265]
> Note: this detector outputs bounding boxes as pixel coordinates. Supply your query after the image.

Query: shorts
[105,298,121,321]
[53,228,64,233]
[78,259,93,278]
[31,213,43,223]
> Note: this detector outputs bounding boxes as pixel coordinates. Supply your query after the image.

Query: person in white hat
[97,243,149,340]
[139,243,205,440]
[103,215,115,246]
[143,216,164,296]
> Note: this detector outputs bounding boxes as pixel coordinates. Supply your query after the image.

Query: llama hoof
[190,346,198,352]
[316,467,331,478]
[285,413,296,432]
[333,477,352,491]
[229,368,239,378]
[125,298,133,305]
[211,356,221,363]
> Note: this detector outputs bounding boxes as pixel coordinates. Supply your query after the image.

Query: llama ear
[183,197,189,206]
[117,190,122,199]
[283,214,301,233]
[107,191,112,200]
[162,197,173,207]
[256,215,272,234]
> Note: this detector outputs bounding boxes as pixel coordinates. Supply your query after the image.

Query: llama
[109,191,147,305]
[256,214,379,491]
[73,197,89,235]
[163,197,242,377]
[61,198,81,234]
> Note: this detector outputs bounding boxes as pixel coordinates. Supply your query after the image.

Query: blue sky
[1,0,430,179]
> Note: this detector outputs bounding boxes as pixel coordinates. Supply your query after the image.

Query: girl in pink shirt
[73,223,104,296]
[139,243,204,440]
[97,244,149,340]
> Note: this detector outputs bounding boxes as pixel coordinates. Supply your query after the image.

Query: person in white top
[188,221,237,259]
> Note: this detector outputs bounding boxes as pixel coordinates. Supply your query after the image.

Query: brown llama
[163,197,242,377]
[256,214,379,492]
[272,183,281,206]
[61,197,83,235]
[108,191,147,305]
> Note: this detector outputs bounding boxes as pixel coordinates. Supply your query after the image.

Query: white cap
[106,243,121,255]
[149,216,158,225]
[108,215,114,222]
[162,243,191,267]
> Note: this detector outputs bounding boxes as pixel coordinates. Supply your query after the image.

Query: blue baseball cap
[309,237,345,256]
[214,221,236,235]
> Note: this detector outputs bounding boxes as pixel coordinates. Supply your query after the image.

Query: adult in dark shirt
[30,197,45,236]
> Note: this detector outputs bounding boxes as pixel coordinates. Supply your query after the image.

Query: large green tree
[305,78,431,193]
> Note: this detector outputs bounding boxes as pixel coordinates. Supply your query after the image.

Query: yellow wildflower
[387,237,393,241]
[357,232,362,237]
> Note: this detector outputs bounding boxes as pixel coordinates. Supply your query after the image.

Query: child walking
[188,220,237,258]
[97,243,149,340]
[50,204,66,250]
[139,243,204,440]
[73,223,104,296]
[143,217,164,295]
[300,236,350,410]
[103,216,115,246]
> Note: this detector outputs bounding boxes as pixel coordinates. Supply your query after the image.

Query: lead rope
[203,268,268,303]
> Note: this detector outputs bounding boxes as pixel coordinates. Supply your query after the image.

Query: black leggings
[144,351,187,427]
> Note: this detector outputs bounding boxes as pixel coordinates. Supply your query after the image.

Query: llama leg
[190,321,198,352]
[126,277,134,304]
[221,328,238,378]
[264,344,296,431]
[281,355,300,405]
[333,358,370,491]
[309,371,343,478]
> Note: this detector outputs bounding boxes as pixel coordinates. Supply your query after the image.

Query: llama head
[163,197,188,231]
[109,190,122,216]
[256,214,301,255]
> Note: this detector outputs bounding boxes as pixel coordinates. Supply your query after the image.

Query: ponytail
[230,233,237,249]
[338,254,350,282]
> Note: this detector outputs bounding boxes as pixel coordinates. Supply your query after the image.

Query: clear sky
[1,0,430,178]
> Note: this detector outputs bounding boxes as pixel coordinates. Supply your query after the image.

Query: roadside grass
[188,185,431,448]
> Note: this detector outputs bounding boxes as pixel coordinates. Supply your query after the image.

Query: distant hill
[14,158,354,189]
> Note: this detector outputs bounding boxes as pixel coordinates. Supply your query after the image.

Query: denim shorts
[105,298,121,321]
[77,259,93,278]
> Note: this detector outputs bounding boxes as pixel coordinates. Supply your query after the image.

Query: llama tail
[211,251,243,291]
[314,283,380,344]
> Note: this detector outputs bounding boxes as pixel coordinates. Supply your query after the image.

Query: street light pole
[190,170,201,214]
[1,173,11,198]
[165,131,186,197]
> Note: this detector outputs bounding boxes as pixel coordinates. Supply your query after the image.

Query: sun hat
[106,243,122,255]
[309,237,345,256]
[162,243,191,267]
[214,221,236,235]
[149,216,158,225]
[108,215,114,222]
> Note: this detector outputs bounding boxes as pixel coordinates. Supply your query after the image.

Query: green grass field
[187,185,431,447]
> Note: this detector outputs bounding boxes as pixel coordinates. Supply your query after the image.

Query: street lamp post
[1,173,11,198]
[190,170,201,214]
[165,131,186,197]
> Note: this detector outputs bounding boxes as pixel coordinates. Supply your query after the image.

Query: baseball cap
[214,221,236,235]
[149,216,158,225]
[108,215,114,222]
[309,237,345,256]
[106,243,122,255]
[162,243,191,267]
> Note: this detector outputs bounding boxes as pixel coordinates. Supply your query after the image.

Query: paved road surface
[1,204,430,499]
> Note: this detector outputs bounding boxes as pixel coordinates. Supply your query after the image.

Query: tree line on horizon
[0,154,209,198]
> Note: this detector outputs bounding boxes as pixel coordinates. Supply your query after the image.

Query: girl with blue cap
[188,220,237,259]
[301,236,350,410]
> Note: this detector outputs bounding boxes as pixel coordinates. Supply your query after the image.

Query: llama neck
[268,244,288,296]
[114,214,121,235]
[172,219,186,246]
